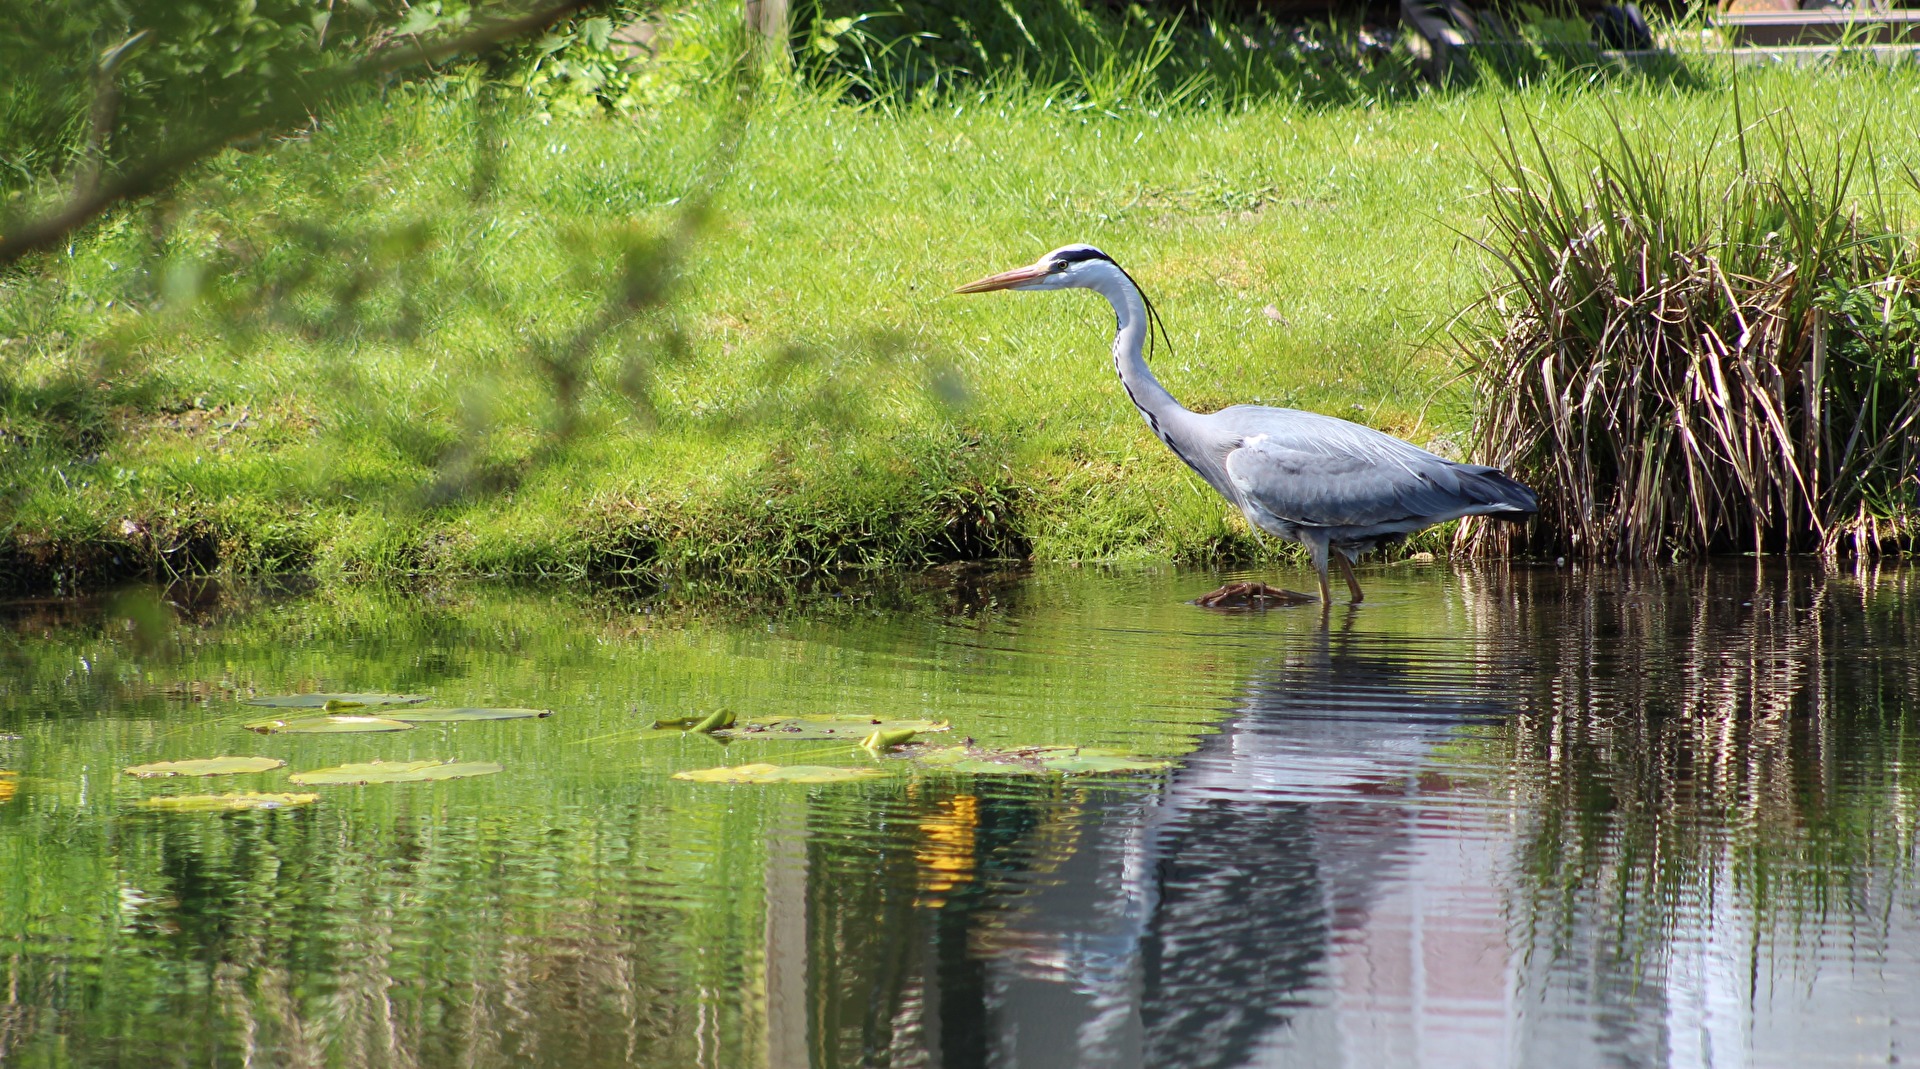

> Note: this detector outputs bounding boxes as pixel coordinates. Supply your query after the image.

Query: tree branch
[1,1,590,268]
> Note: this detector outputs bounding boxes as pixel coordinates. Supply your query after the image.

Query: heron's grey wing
[1218,411,1533,530]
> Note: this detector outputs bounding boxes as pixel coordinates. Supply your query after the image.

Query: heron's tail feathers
[1456,464,1539,520]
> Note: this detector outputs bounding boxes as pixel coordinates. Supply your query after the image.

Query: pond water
[2,563,1917,1068]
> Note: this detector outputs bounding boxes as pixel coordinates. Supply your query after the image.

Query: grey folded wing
[1222,425,1535,534]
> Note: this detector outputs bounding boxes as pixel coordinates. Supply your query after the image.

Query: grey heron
[956,244,1537,605]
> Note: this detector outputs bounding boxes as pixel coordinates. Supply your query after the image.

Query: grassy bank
[4,62,1920,591]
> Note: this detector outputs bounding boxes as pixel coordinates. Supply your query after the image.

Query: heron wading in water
[956,244,1538,606]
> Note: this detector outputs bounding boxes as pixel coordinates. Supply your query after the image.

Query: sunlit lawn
[4,62,1919,586]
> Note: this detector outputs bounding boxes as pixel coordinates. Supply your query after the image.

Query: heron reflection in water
[973,620,1520,1068]
[782,617,1530,1069]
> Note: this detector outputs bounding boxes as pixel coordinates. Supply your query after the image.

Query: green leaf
[690,709,736,734]
[124,756,286,778]
[136,792,319,812]
[243,715,415,734]
[289,760,505,785]
[580,15,612,50]
[914,746,1170,776]
[862,728,919,753]
[673,763,888,784]
[382,707,552,723]
[1039,750,1172,775]
[245,693,428,708]
[715,716,949,741]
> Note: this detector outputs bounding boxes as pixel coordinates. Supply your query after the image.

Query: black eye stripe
[1051,247,1114,266]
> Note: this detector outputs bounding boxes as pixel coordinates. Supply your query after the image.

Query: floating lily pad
[243,715,415,734]
[244,693,428,708]
[915,745,1170,776]
[625,726,705,742]
[124,756,286,778]
[137,792,319,812]
[289,760,504,785]
[1039,751,1173,775]
[673,763,888,785]
[715,716,950,742]
[383,707,552,723]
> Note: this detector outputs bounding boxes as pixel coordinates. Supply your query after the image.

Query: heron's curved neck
[1085,266,1189,432]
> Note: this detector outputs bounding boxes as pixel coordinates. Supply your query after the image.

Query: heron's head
[954,244,1121,294]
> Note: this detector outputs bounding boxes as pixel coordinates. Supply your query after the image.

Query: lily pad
[915,745,1171,776]
[244,715,415,734]
[673,763,888,785]
[289,760,504,785]
[124,756,286,778]
[137,792,319,812]
[382,707,552,723]
[715,716,950,742]
[244,693,428,708]
[1039,750,1173,775]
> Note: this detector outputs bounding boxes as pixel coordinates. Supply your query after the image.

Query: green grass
[5,60,1920,591]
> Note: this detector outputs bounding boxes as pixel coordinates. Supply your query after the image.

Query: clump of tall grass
[1464,107,1920,560]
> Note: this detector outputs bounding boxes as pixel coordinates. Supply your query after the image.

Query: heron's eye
[1049,261,1069,273]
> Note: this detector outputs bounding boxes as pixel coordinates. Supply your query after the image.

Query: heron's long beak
[954,263,1046,294]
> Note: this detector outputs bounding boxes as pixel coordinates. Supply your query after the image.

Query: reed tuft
[1463,106,1920,560]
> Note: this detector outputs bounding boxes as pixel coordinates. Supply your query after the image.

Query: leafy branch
[0,0,592,269]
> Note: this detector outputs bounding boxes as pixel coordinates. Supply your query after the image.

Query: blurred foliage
[0,0,657,204]
[0,1,778,592]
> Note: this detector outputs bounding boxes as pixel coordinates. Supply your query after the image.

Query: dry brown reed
[1461,107,1920,560]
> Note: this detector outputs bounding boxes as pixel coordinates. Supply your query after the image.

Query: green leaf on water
[690,708,736,734]
[289,760,504,785]
[1038,750,1172,775]
[136,792,319,812]
[243,715,415,734]
[650,716,703,730]
[382,707,553,723]
[914,745,1170,776]
[862,728,918,753]
[673,763,888,784]
[244,693,429,708]
[715,716,949,741]
[622,726,700,742]
[124,756,286,778]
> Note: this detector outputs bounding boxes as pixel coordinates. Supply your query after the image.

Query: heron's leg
[1334,551,1364,604]
[1308,538,1332,604]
